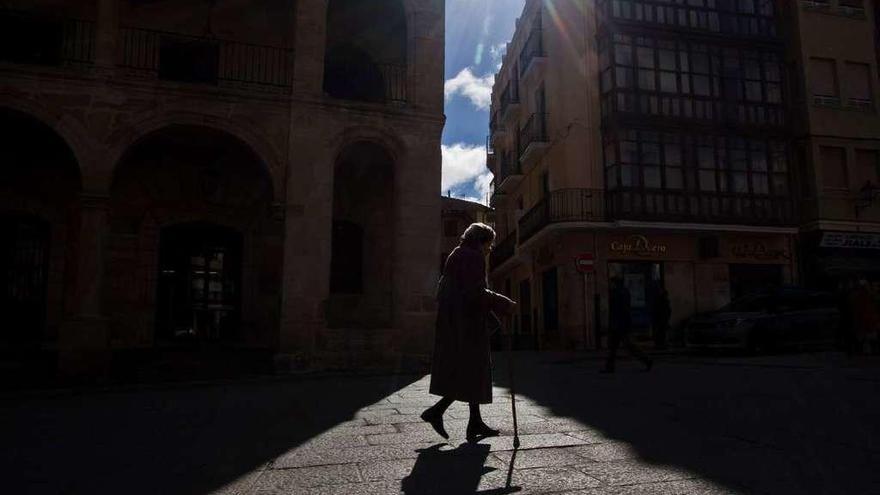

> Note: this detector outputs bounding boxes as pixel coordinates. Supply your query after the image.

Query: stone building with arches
[0,0,444,380]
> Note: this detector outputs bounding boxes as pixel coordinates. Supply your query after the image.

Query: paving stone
[274,444,428,469]
[467,432,592,452]
[206,469,265,495]
[303,480,403,495]
[321,424,398,437]
[492,446,595,470]
[250,465,361,493]
[479,465,603,492]
[358,458,418,481]
[561,478,742,494]
[575,460,698,487]
[574,442,643,462]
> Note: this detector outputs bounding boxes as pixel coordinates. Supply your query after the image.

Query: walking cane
[492,311,520,449]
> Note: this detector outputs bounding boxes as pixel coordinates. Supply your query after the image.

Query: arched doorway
[110,125,278,348]
[329,141,395,328]
[0,108,80,350]
[323,0,407,103]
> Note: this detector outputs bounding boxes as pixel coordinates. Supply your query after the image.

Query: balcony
[518,113,549,169]
[119,27,294,93]
[0,10,95,68]
[801,191,880,224]
[489,111,507,143]
[606,190,796,226]
[518,26,546,85]
[489,232,517,271]
[495,153,523,193]
[499,81,520,124]
[518,189,605,243]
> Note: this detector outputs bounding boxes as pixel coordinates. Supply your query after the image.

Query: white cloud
[441,143,490,198]
[444,67,494,110]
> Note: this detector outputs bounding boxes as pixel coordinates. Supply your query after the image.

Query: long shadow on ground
[0,372,422,495]
[492,352,880,495]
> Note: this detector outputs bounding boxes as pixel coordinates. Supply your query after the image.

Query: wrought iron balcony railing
[120,27,294,91]
[605,189,796,226]
[518,27,545,76]
[517,188,795,244]
[518,113,548,158]
[496,153,522,186]
[499,81,520,118]
[0,10,95,67]
[519,189,605,243]
[489,232,517,271]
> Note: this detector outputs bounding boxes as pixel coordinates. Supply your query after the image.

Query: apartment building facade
[0,0,445,379]
[785,0,880,287]
[488,0,825,350]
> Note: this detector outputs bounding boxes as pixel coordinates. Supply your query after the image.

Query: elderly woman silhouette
[421,223,516,442]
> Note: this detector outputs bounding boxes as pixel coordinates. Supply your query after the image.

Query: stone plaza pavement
[2,351,879,494]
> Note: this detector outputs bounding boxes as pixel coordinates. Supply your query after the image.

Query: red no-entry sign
[575,253,595,273]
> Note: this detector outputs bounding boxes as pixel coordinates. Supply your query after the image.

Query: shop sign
[732,242,790,261]
[820,232,880,250]
[575,253,595,273]
[609,235,668,257]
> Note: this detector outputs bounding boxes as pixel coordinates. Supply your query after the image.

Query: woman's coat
[429,243,505,404]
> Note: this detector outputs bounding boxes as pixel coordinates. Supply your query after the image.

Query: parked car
[685,287,839,353]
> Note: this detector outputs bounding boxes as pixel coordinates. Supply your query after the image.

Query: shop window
[820,146,849,190]
[330,220,364,294]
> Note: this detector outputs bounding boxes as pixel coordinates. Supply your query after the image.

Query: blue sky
[442,0,525,204]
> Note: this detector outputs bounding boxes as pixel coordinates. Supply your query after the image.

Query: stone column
[59,192,111,378]
[95,0,119,70]
[291,0,327,96]
[276,110,335,371]
[391,127,443,359]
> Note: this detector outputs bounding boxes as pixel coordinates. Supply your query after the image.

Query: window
[844,62,872,109]
[855,149,879,187]
[820,146,848,190]
[810,58,838,102]
[159,37,220,84]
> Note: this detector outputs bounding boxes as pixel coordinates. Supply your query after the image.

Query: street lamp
[855,181,880,217]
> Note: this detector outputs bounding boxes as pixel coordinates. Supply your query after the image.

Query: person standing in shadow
[421,223,517,442]
[652,287,671,350]
[601,277,652,373]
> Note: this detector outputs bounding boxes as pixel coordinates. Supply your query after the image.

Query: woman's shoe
[466,422,500,442]
[420,409,449,440]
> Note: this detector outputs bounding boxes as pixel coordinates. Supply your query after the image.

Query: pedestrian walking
[652,287,671,350]
[421,223,517,442]
[601,277,652,373]
[850,279,880,354]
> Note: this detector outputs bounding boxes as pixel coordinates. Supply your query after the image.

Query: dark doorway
[0,215,50,346]
[608,262,663,334]
[730,264,783,299]
[330,220,364,294]
[517,279,534,349]
[542,267,559,337]
[156,223,243,344]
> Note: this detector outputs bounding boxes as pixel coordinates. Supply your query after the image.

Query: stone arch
[105,112,284,201]
[0,106,83,348]
[0,98,90,183]
[327,138,398,329]
[107,124,283,349]
[323,0,409,103]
